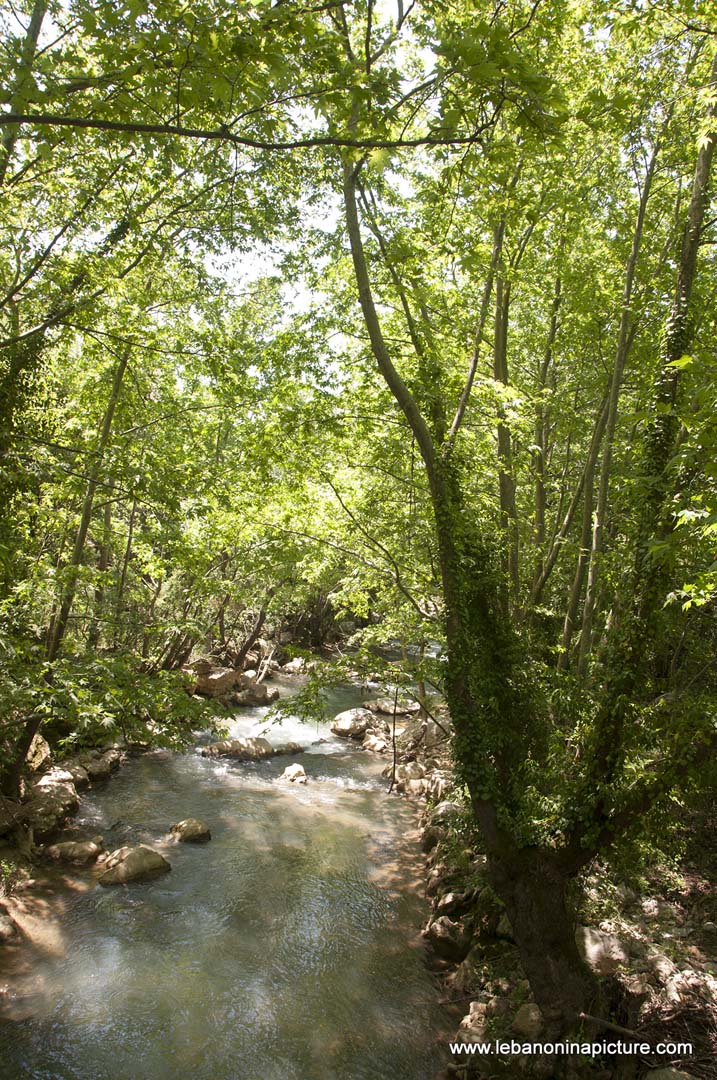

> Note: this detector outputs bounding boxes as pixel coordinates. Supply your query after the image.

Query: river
[0,679,449,1079]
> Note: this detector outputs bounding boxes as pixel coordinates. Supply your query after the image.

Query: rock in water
[200,737,274,761]
[280,764,307,784]
[364,697,420,716]
[98,845,171,885]
[330,708,374,739]
[171,819,211,843]
[45,840,102,866]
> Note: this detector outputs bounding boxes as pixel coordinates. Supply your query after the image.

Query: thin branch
[0,111,492,152]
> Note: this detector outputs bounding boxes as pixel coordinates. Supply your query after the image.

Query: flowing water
[0,680,448,1079]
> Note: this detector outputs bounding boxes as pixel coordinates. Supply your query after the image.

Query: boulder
[98,845,171,885]
[399,778,427,797]
[364,697,421,716]
[194,665,243,697]
[428,800,463,826]
[393,761,426,782]
[331,708,375,740]
[425,770,450,802]
[512,1003,544,1040]
[362,732,388,753]
[282,657,305,674]
[230,682,280,707]
[83,749,121,782]
[424,915,472,961]
[280,764,307,784]
[27,733,52,774]
[200,737,274,761]
[421,825,444,853]
[171,818,211,843]
[645,949,678,983]
[33,767,75,789]
[458,1000,489,1043]
[62,762,91,790]
[435,889,477,918]
[45,840,102,866]
[576,926,629,975]
[19,778,79,841]
[274,742,304,756]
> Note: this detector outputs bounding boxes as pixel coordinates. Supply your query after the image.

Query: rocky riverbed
[0,673,452,1079]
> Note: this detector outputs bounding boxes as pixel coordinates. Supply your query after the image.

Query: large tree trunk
[342,152,602,1030]
[489,848,598,1029]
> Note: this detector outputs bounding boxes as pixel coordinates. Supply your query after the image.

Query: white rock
[331,708,374,739]
[200,737,274,761]
[280,764,307,784]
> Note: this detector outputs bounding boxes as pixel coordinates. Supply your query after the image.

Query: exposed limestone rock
[576,925,629,975]
[512,1003,544,1039]
[424,915,472,961]
[331,708,375,740]
[458,1000,489,1042]
[98,845,171,885]
[396,718,445,752]
[171,819,211,843]
[274,742,304,756]
[33,768,75,789]
[280,764,307,784]
[229,682,280,707]
[399,778,427,797]
[27,734,52,774]
[645,949,678,982]
[200,737,274,761]
[19,778,79,841]
[363,697,420,716]
[435,889,477,918]
[45,840,102,866]
[193,664,243,697]
[387,761,425,783]
[83,749,122,782]
[61,762,91,790]
[282,657,305,673]
[361,732,388,753]
[448,945,486,994]
[427,800,463,826]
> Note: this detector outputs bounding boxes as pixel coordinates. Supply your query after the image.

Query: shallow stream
[0,680,448,1079]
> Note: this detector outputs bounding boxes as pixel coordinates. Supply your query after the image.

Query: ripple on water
[0,684,448,1080]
